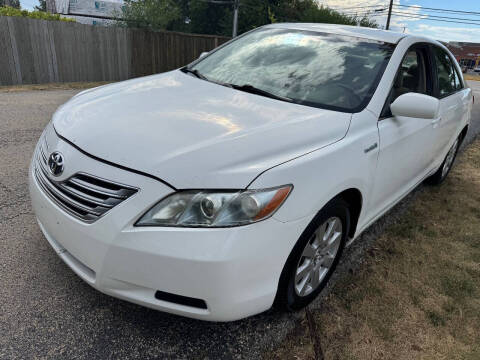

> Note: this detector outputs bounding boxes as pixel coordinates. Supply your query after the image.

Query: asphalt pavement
[1,82,479,359]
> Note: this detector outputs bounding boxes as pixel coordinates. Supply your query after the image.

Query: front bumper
[29,129,309,321]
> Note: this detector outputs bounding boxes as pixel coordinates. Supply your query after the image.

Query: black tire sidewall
[426,137,460,185]
[441,149,458,182]
[277,198,351,311]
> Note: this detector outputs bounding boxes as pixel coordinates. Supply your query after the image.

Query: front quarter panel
[249,110,379,237]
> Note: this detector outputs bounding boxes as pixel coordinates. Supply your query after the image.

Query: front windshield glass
[191,28,395,112]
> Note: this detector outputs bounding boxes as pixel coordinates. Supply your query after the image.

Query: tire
[275,198,350,311]
[425,136,460,186]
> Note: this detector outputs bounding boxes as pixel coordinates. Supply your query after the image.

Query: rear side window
[433,47,463,97]
[453,66,463,91]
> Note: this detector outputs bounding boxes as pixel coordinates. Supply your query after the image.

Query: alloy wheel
[294,217,343,297]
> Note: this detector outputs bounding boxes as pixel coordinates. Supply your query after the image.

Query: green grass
[440,272,476,300]
[427,310,446,327]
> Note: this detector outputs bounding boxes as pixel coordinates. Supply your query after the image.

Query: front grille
[34,139,138,223]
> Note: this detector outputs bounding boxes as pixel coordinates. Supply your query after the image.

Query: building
[444,42,480,69]
[47,0,123,25]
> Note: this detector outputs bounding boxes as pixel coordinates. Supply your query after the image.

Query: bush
[0,6,75,22]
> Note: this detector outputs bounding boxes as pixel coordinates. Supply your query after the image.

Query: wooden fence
[0,16,230,86]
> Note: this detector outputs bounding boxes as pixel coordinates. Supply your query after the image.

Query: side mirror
[390,93,440,119]
[199,52,209,59]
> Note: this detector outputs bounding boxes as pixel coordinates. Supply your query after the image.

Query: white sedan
[29,23,472,321]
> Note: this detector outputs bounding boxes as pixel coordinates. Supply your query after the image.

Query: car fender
[249,110,379,236]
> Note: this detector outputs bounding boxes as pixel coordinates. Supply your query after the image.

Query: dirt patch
[265,313,316,360]
[464,74,480,81]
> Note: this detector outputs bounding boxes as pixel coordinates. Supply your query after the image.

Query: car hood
[53,71,351,189]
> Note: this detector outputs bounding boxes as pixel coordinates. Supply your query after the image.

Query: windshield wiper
[180,71,293,104]
[181,67,209,81]
[228,84,293,103]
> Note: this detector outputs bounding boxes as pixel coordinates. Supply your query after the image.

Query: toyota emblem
[47,151,64,176]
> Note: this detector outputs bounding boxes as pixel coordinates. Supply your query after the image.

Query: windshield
[191,28,394,112]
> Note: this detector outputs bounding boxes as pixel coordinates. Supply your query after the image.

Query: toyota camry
[29,23,472,321]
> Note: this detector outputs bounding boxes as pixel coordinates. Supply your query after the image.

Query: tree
[188,0,229,36]
[34,0,46,12]
[122,0,181,30]
[120,0,377,35]
[169,0,191,32]
[185,0,377,36]
[300,3,378,28]
[0,0,21,9]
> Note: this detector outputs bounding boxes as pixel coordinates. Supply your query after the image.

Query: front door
[370,45,437,216]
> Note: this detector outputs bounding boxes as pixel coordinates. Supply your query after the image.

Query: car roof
[265,23,408,44]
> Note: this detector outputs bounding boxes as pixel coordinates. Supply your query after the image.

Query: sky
[19,0,480,43]
[319,0,480,42]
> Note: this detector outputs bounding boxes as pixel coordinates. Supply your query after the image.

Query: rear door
[370,44,437,215]
[431,46,469,165]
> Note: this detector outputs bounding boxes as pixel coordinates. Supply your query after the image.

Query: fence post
[6,17,22,85]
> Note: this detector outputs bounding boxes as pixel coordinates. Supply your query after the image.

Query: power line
[394,4,480,16]
[330,3,480,17]
[390,12,480,26]
[338,11,386,17]
[333,3,480,28]
[391,10,480,23]
[334,3,480,17]
[364,11,480,26]
[326,5,383,11]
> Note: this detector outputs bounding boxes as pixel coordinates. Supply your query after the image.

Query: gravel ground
[1,82,479,359]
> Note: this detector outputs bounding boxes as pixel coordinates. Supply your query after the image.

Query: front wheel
[275,198,350,311]
[425,136,460,185]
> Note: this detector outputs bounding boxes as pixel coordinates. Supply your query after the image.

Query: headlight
[136,185,292,227]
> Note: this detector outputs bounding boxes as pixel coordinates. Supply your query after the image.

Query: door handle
[364,142,378,153]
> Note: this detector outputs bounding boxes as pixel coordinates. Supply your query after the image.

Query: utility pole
[201,0,240,38]
[385,0,393,30]
[232,0,240,37]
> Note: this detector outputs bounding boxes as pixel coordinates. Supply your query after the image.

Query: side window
[391,50,429,102]
[381,47,430,118]
[453,66,463,91]
[433,47,462,97]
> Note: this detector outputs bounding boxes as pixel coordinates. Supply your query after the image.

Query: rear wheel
[275,198,350,311]
[425,136,460,185]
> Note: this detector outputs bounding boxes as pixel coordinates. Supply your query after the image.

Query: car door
[370,45,437,215]
[431,46,468,165]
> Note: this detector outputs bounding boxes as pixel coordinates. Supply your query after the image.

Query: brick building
[444,42,480,69]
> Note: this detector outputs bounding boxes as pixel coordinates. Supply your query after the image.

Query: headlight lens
[136,185,292,227]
